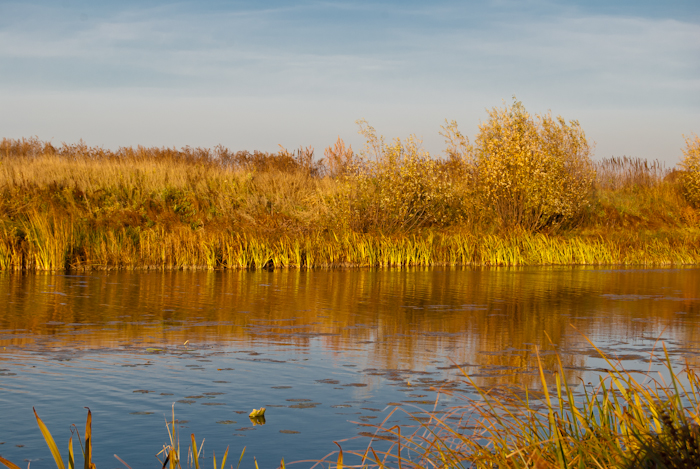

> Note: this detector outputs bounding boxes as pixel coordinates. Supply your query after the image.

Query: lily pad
[289,402,320,409]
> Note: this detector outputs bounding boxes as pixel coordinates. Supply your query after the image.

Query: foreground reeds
[3,336,700,468]
[345,333,700,469]
[0,405,244,469]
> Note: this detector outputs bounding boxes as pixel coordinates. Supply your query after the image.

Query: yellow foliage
[329,120,460,233]
[679,134,700,208]
[473,99,595,231]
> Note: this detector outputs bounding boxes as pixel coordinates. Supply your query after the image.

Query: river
[1,267,699,467]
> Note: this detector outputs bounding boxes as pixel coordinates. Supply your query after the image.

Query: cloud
[0,0,698,161]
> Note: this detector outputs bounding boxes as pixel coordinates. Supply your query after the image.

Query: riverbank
[1,137,699,271]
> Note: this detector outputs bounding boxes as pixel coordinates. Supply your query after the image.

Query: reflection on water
[1,267,700,467]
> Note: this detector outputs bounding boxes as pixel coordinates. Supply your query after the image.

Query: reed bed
[1,135,699,271]
[594,156,672,190]
[3,221,700,271]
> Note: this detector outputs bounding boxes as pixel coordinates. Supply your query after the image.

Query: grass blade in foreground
[339,333,700,468]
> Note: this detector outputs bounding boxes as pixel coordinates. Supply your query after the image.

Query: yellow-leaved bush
[679,134,700,208]
[472,99,595,231]
[328,120,461,233]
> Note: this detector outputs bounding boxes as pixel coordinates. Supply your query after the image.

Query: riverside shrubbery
[441,99,596,232]
[680,134,700,209]
[328,119,463,233]
[0,100,698,270]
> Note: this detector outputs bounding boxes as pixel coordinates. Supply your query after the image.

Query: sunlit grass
[0,405,244,469]
[0,135,699,271]
[341,333,700,469]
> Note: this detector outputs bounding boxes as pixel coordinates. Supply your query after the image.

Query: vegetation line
[1,99,699,271]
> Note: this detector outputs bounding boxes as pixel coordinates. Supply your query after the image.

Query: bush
[471,99,595,231]
[328,120,460,233]
[679,134,700,208]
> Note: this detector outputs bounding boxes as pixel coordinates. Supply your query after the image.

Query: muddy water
[1,267,700,467]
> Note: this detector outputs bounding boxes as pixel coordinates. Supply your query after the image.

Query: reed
[342,334,700,469]
[0,131,698,271]
[1,215,700,270]
[0,405,243,469]
[2,338,700,468]
[594,156,671,191]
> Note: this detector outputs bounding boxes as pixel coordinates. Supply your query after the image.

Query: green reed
[2,214,700,271]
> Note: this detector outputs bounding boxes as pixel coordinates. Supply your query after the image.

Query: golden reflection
[1,267,699,388]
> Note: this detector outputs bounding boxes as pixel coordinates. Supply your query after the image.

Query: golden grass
[0,136,699,271]
[340,333,700,468]
[0,405,242,469]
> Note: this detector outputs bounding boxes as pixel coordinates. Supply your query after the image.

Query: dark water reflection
[1,267,700,467]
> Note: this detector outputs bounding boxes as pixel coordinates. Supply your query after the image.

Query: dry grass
[1,120,699,272]
[338,334,700,469]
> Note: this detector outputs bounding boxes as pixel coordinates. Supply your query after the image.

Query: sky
[1,0,699,165]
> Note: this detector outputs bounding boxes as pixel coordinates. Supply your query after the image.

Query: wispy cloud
[0,0,698,160]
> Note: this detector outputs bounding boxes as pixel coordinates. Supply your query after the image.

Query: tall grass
[594,156,671,191]
[0,129,698,271]
[343,334,700,468]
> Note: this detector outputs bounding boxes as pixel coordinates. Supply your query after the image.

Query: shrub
[329,120,460,233]
[472,99,595,232]
[679,134,700,208]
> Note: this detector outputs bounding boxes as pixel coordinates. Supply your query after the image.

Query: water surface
[1,267,700,467]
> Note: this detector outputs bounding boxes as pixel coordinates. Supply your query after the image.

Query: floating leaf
[248,408,266,418]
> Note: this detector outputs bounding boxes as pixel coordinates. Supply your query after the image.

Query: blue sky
[1,0,698,164]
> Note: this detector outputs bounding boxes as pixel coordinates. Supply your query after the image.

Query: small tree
[472,99,595,231]
[679,134,700,208]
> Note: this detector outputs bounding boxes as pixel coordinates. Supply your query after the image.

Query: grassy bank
[1,129,699,271]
